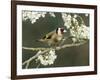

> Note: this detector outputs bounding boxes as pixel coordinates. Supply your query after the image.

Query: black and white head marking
[56,27,66,35]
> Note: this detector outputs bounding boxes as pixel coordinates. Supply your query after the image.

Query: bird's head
[56,27,67,35]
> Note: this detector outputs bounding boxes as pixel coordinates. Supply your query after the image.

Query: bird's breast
[57,36,62,41]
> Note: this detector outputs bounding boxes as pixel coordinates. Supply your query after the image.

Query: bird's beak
[63,29,67,33]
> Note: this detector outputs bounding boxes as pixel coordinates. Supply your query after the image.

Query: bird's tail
[35,39,44,42]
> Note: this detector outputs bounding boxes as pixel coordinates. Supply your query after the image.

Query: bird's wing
[42,30,56,39]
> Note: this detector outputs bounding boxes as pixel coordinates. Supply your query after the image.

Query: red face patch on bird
[60,28,64,34]
[56,28,67,35]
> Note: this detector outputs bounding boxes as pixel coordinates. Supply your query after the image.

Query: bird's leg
[58,38,66,47]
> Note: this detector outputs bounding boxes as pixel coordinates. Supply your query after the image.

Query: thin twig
[56,41,86,50]
[25,62,30,69]
[22,49,49,66]
[36,63,41,68]
[22,47,52,51]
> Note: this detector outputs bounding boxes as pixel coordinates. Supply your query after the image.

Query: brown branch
[22,47,52,51]
[56,41,86,50]
[22,41,87,68]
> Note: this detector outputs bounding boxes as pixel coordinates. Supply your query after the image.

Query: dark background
[22,12,89,69]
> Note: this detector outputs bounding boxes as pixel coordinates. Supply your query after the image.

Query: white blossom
[85,14,89,17]
[36,49,57,66]
[49,12,56,17]
[22,11,47,24]
[74,14,78,18]
[62,13,89,42]
[62,13,72,29]
[79,24,89,39]
[70,24,89,42]
[22,11,56,24]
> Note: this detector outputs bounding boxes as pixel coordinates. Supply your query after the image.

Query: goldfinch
[38,27,67,46]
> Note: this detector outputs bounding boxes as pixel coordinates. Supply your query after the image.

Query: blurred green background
[22,12,89,69]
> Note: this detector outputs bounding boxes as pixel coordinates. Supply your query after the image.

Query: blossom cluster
[22,11,56,24]
[36,49,57,66]
[62,13,72,29]
[70,24,89,42]
[22,11,47,24]
[62,13,89,42]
